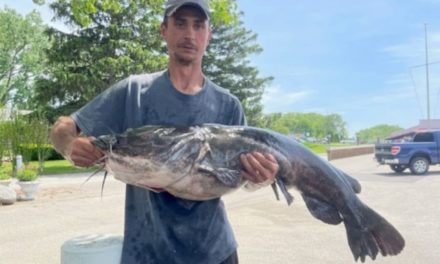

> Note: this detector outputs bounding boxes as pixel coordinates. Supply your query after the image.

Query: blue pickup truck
[374,130,440,174]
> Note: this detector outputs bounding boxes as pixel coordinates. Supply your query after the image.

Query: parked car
[374,131,440,174]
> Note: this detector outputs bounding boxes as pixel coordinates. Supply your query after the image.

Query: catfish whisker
[80,166,105,188]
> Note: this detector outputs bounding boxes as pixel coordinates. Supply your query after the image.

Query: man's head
[161,0,212,66]
[164,0,211,21]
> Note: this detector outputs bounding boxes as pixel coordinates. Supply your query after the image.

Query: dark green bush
[18,145,64,162]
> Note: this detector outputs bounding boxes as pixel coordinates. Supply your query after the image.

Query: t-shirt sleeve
[229,97,247,126]
[71,78,129,137]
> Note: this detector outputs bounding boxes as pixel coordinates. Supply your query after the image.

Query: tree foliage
[36,0,272,124]
[356,124,403,143]
[0,8,49,109]
[203,6,272,126]
[0,112,50,172]
[35,0,167,108]
[263,112,348,142]
[32,0,46,5]
[53,0,236,27]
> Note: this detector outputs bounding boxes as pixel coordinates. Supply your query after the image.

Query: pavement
[1,154,440,264]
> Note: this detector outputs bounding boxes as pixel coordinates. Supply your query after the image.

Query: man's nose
[184,25,196,39]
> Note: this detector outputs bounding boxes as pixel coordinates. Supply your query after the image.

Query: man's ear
[160,22,167,39]
[207,26,212,43]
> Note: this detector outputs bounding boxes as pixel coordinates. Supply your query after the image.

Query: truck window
[413,132,434,142]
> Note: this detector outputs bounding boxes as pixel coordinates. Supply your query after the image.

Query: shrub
[16,168,39,181]
[19,144,63,162]
[0,167,12,180]
[1,112,52,171]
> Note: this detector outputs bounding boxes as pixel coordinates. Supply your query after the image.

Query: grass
[303,142,355,154]
[303,142,328,154]
[1,160,97,176]
[36,160,98,175]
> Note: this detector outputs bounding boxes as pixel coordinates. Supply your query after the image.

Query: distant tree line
[263,112,348,142]
[356,124,403,143]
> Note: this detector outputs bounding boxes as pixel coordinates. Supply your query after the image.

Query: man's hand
[240,152,279,190]
[66,137,104,167]
[51,116,103,168]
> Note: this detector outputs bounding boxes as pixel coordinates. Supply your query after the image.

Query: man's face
[161,6,211,65]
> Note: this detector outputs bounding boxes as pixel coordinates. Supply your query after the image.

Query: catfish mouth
[92,135,116,152]
[137,184,165,193]
[107,154,176,189]
[110,163,166,193]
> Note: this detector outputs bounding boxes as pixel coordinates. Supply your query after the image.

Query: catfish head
[91,126,211,180]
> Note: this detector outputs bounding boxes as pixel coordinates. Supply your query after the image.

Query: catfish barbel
[92,124,405,262]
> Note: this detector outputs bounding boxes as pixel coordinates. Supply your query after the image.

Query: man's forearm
[50,116,79,157]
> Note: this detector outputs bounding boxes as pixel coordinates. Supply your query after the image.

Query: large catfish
[92,124,405,262]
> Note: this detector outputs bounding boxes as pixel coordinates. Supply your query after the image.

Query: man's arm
[50,116,103,167]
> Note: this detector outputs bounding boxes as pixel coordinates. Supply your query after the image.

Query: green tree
[51,0,236,27]
[28,113,51,172]
[1,113,26,173]
[263,112,348,141]
[262,113,285,132]
[203,7,273,126]
[0,8,49,109]
[35,0,167,115]
[0,120,7,166]
[356,124,403,143]
[35,0,272,124]
[32,0,46,5]
[323,114,347,142]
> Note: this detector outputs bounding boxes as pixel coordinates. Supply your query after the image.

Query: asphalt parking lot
[1,154,439,264]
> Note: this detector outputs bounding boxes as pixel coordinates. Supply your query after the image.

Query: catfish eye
[109,136,118,146]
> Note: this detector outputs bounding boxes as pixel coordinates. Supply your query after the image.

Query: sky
[3,0,440,136]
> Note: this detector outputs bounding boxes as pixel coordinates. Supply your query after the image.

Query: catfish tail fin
[344,205,405,262]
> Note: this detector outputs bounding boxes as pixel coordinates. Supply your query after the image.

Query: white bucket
[61,234,123,264]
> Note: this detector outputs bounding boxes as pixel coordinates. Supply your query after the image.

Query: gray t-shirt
[72,70,246,264]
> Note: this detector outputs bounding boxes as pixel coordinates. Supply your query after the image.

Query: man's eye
[194,23,203,30]
[175,20,185,27]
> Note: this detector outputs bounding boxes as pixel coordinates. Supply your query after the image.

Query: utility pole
[425,23,430,121]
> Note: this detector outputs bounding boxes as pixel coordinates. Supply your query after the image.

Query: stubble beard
[175,55,195,66]
[173,44,202,66]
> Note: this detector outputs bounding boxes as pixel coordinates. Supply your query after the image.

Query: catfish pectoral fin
[275,178,294,205]
[301,194,342,225]
[198,165,242,188]
[344,205,405,262]
[271,181,280,201]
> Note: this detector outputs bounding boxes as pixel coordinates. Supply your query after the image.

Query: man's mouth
[179,44,197,51]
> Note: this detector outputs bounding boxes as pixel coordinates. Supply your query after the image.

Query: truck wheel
[390,164,406,173]
[409,157,429,175]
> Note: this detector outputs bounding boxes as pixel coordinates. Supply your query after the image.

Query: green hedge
[18,145,64,162]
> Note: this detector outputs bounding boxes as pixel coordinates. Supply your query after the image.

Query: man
[50,0,279,263]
